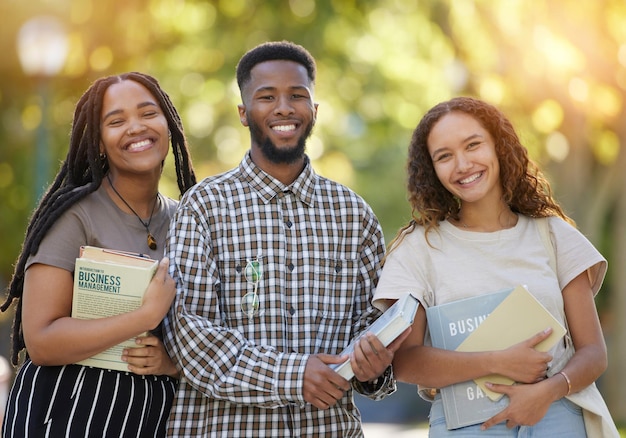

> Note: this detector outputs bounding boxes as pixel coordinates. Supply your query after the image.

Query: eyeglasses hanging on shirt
[241,257,262,320]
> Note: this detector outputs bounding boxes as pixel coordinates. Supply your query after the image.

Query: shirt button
[289,306,296,315]
[285,220,293,228]
[288,263,294,271]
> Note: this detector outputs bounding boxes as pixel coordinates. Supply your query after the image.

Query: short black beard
[249,118,313,165]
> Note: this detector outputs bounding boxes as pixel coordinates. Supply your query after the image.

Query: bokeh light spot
[591,85,622,119]
[21,104,41,131]
[532,100,563,133]
[89,46,114,71]
[545,131,569,163]
[314,150,354,186]
[290,0,316,18]
[184,101,215,138]
[593,130,620,166]
[0,163,14,188]
[307,135,324,161]
[569,77,588,102]
[478,76,504,105]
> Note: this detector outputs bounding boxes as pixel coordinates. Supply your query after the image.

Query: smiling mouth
[127,139,152,150]
[459,172,483,185]
[272,124,296,132]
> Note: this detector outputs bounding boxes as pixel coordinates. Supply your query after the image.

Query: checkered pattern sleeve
[346,199,396,400]
[163,184,308,408]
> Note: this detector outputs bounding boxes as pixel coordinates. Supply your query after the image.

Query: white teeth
[129,139,151,149]
[273,124,296,132]
[460,172,482,184]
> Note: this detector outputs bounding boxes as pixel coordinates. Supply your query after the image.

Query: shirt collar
[240,152,316,207]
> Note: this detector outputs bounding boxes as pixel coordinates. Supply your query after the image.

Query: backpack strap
[537,217,556,273]
[536,216,575,371]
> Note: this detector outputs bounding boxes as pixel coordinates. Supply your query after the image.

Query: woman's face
[99,79,169,177]
[426,111,502,206]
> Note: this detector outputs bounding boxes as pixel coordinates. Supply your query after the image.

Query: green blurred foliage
[2,0,624,271]
[2,0,625,305]
[2,0,626,421]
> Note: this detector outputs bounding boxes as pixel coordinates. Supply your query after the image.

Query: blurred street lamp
[16,16,69,203]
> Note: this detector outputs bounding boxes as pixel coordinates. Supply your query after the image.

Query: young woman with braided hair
[1,72,196,437]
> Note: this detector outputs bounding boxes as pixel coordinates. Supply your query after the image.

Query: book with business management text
[331,293,419,380]
[426,285,566,430]
[72,246,158,371]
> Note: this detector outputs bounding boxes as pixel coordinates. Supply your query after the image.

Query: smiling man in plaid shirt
[163,41,410,437]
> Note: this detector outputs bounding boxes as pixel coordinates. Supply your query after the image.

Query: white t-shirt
[373,215,606,365]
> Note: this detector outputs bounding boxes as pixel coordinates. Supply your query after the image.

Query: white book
[331,293,419,380]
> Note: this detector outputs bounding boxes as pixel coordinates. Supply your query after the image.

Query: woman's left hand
[122,334,179,378]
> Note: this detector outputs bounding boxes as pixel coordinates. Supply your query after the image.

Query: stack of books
[72,246,158,371]
[426,285,566,430]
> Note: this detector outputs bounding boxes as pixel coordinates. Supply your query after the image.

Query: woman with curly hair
[373,97,617,436]
[1,72,196,437]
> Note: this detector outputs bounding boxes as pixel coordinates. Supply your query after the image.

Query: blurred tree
[0,0,624,423]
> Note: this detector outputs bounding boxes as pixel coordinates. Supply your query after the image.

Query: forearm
[24,308,156,366]
[558,270,609,395]
[556,343,607,395]
[393,345,496,388]
[168,313,309,407]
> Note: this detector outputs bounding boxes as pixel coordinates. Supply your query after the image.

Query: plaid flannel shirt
[164,153,395,437]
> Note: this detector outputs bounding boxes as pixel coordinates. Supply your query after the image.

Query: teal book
[426,285,566,430]
[426,288,512,430]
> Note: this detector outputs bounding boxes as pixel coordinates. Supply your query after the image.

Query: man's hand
[303,354,351,409]
[350,328,411,383]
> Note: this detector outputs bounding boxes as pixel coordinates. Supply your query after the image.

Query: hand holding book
[122,332,179,377]
[426,285,566,430]
[331,293,419,380]
[455,285,566,401]
[138,257,176,330]
[484,327,556,385]
[72,246,175,371]
[349,329,411,383]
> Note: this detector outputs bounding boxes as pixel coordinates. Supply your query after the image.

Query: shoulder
[26,191,105,271]
[545,215,574,230]
[160,195,179,215]
[180,168,240,202]
[196,167,241,190]
[543,216,590,243]
[314,174,374,210]
[57,187,108,221]
[387,223,437,261]
[540,216,607,294]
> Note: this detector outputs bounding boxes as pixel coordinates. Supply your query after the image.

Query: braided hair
[1,72,196,365]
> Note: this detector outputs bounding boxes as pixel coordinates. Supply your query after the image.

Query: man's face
[238,60,318,164]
